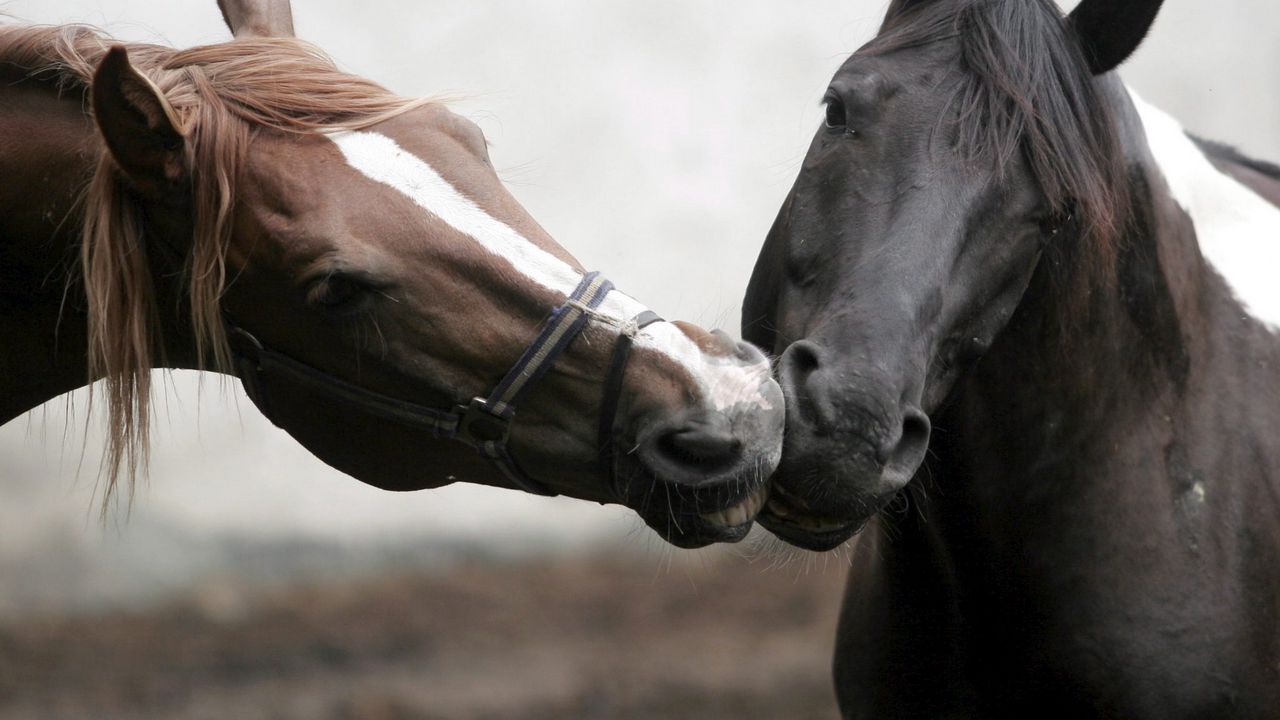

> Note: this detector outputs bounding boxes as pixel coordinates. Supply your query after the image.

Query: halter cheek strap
[225,271,661,498]
[453,271,613,494]
[596,309,664,476]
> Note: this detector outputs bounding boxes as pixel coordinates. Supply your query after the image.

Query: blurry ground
[0,553,846,720]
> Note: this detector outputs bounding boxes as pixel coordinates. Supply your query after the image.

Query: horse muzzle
[613,341,786,548]
[759,339,931,551]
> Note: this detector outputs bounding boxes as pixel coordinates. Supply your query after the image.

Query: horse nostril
[879,408,931,479]
[647,417,744,478]
[782,340,822,378]
[660,427,742,465]
[780,340,834,432]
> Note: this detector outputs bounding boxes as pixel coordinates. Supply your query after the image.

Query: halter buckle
[454,397,511,448]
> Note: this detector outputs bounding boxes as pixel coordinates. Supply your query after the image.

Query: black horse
[744,0,1280,716]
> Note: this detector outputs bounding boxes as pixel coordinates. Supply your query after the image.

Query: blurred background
[1,1,1276,718]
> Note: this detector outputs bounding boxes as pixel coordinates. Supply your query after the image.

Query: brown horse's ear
[92,46,187,196]
[217,0,296,38]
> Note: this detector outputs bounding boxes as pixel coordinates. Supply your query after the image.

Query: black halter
[225,272,663,497]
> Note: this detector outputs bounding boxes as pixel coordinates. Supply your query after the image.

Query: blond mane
[0,24,430,507]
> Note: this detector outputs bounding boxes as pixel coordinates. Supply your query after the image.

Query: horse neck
[901,84,1230,577]
[912,77,1280,576]
[0,73,196,424]
[871,88,1280,661]
[949,80,1218,451]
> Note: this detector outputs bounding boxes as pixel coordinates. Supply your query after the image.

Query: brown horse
[0,0,782,548]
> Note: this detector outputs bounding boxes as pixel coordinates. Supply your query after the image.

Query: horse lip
[758,507,860,551]
[763,431,890,550]
[652,515,755,549]
[758,486,866,550]
[617,455,771,515]
[625,483,767,548]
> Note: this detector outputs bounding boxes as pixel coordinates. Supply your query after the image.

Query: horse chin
[759,445,902,551]
[651,517,755,549]
[757,484,865,552]
[757,511,862,552]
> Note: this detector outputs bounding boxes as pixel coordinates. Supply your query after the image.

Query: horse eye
[1038,207,1075,238]
[307,273,368,309]
[824,94,847,130]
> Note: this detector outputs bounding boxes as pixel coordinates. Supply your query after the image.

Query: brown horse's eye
[307,273,368,310]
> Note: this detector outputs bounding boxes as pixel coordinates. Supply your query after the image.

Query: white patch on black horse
[1130,88,1280,333]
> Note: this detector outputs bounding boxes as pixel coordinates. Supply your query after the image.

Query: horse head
[78,0,782,547]
[743,0,1164,550]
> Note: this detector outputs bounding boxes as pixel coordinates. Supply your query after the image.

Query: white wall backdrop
[2,0,1277,613]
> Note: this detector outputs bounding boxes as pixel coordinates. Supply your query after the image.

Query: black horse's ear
[883,0,937,24]
[92,46,188,196]
[1068,0,1166,75]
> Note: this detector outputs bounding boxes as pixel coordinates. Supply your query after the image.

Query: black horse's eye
[307,273,368,310]
[824,93,847,130]
[1038,206,1075,238]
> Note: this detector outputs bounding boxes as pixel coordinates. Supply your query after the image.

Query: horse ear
[1068,0,1165,75]
[217,0,296,38]
[883,0,937,24]
[92,46,187,196]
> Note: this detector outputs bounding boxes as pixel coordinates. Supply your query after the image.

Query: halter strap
[225,271,659,498]
[597,310,664,476]
[455,271,613,494]
[227,326,462,436]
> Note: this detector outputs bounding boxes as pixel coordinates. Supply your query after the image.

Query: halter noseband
[224,272,663,496]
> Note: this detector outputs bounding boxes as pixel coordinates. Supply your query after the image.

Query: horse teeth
[700,486,769,529]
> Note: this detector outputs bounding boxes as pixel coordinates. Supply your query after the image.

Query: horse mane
[0,23,430,508]
[866,0,1131,289]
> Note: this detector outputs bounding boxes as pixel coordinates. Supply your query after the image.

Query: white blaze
[328,130,774,412]
[1129,88,1280,333]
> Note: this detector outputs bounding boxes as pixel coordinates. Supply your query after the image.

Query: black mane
[865,0,1130,265]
